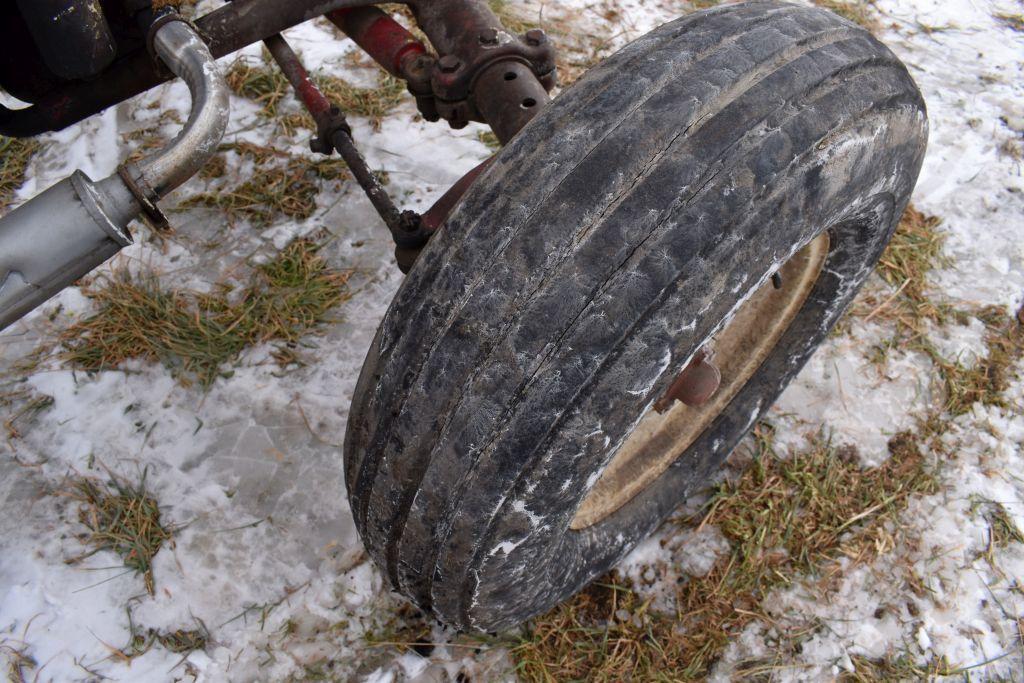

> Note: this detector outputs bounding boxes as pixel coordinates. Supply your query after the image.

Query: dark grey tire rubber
[344,0,928,631]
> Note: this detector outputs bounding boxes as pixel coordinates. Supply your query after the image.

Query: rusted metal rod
[263,33,413,242]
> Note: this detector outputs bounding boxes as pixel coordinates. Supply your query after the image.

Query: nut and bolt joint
[479,28,500,45]
[524,28,547,46]
[438,55,462,73]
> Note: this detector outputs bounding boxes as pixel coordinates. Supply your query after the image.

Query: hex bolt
[524,28,547,46]
[438,55,462,73]
[479,28,499,46]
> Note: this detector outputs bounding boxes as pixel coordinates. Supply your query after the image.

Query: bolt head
[438,55,462,73]
[479,28,500,45]
[524,28,547,46]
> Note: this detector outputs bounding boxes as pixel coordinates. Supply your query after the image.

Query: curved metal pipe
[128,19,230,199]
[0,0,385,137]
[0,17,231,330]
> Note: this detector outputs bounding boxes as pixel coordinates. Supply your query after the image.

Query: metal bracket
[117,163,170,232]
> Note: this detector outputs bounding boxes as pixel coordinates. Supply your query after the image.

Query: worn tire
[344,0,928,631]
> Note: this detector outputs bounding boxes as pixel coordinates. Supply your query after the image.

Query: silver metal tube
[0,172,135,328]
[131,19,231,199]
[0,18,230,330]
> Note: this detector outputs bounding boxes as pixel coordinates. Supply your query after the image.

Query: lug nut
[524,28,547,46]
[479,28,499,46]
[438,55,462,73]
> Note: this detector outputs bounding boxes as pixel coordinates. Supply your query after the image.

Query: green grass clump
[67,471,175,595]
[180,142,349,225]
[0,136,39,212]
[512,428,936,681]
[59,239,351,388]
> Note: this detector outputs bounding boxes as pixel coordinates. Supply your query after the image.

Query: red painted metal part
[420,157,494,234]
[263,34,332,121]
[328,7,426,78]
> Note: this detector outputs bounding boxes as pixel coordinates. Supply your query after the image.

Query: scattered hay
[313,72,408,130]
[123,131,167,166]
[476,129,501,151]
[59,239,352,388]
[1,386,54,439]
[180,142,349,225]
[66,470,175,595]
[511,428,936,680]
[0,136,39,213]
[119,606,210,662]
[994,12,1024,32]
[199,152,228,180]
[850,205,950,334]
[155,627,209,654]
[812,0,879,29]
[0,640,36,683]
[846,206,1024,423]
[916,305,1024,419]
[226,55,291,118]
[842,654,960,681]
[226,54,406,131]
[973,499,1024,548]
[1000,137,1023,160]
[488,0,539,35]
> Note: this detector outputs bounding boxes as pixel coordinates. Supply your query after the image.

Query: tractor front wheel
[345,0,928,631]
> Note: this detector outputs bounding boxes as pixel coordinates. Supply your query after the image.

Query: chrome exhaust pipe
[0,17,229,331]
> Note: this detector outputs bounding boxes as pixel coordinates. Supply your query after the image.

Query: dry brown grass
[0,639,36,683]
[313,72,408,130]
[511,428,936,681]
[121,608,209,660]
[488,0,540,35]
[812,0,879,30]
[841,654,960,681]
[66,470,176,595]
[848,205,950,333]
[227,53,406,133]
[1,381,53,440]
[921,305,1024,419]
[0,136,39,213]
[59,239,352,388]
[994,12,1024,32]
[180,142,349,225]
[972,498,1024,549]
[845,207,1024,426]
[226,55,291,118]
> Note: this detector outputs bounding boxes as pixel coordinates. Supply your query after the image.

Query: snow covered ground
[0,0,1022,680]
